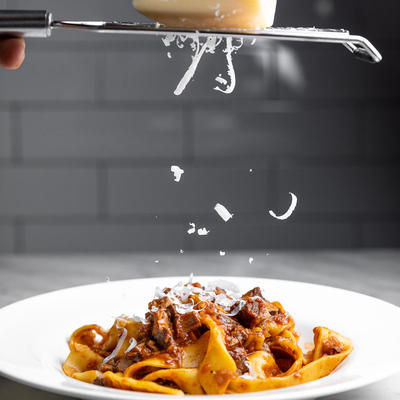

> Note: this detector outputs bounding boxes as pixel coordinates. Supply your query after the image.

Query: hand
[0,38,26,70]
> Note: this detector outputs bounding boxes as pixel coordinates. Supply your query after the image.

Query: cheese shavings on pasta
[63,280,353,395]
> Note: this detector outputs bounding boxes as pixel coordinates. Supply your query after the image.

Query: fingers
[0,38,26,70]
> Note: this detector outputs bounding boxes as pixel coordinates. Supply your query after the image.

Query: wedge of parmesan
[132,0,277,30]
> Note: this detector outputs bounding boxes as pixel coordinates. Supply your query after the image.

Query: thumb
[0,38,26,70]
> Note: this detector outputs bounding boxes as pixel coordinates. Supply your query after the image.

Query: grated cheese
[124,337,138,354]
[215,75,228,85]
[197,227,210,236]
[161,33,243,96]
[154,278,245,316]
[187,223,196,234]
[249,257,254,264]
[269,192,298,220]
[102,325,127,365]
[174,34,220,96]
[171,165,185,182]
[219,250,226,256]
[214,203,234,222]
[214,37,243,94]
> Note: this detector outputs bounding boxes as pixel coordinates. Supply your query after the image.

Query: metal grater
[0,10,382,63]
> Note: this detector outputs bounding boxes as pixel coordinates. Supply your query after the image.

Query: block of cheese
[132,0,277,30]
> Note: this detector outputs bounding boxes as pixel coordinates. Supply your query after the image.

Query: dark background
[0,0,398,254]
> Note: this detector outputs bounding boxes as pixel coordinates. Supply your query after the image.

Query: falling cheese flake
[171,165,185,182]
[154,260,160,264]
[269,192,298,221]
[215,74,228,86]
[179,249,184,254]
[214,37,244,94]
[214,203,234,222]
[161,33,243,96]
[220,251,226,256]
[187,223,196,235]
[174,35,220,96]
[162,33,175,47]
[249,257,254,264]
[197,228,210,236]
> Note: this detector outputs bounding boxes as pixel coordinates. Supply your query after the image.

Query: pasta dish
[63,279,353,395]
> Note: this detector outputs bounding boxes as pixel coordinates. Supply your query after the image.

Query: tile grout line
[6,0,18,8]
[94,52,106,102]
[96,160,109,220]
[9,103,23,164]
[1,99,399,111]
[355,101,367,160]
[182,104,195,164]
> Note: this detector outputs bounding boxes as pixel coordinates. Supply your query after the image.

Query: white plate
[1,276,400,400]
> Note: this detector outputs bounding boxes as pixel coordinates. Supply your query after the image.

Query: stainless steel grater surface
[0,10,382,63]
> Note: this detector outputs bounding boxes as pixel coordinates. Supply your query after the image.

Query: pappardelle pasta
[63,280,353,395]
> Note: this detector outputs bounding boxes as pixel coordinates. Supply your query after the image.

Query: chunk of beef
[99,363,116,373]
[218,314,249,346]
[150,309,175,349]
[229,346,249,374]
[135,322,152,342]
[238,288,279,329]
[146,295,177,349]
[148,296,174,318]
[174,311,202,341]
[115,355,140,373]
[217,314,250,374]
[243,287,265,300]
[93,377,105,386]
[124,340,159,364]
[238,297,270,328]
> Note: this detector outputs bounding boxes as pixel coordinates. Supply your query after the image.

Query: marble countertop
[0,250,399,400]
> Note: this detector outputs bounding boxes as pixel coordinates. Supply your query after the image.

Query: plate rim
[1,275,400,400]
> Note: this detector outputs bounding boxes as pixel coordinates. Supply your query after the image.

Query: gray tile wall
[0,0,399,253]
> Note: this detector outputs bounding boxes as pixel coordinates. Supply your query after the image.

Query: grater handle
[0,10,52,38]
